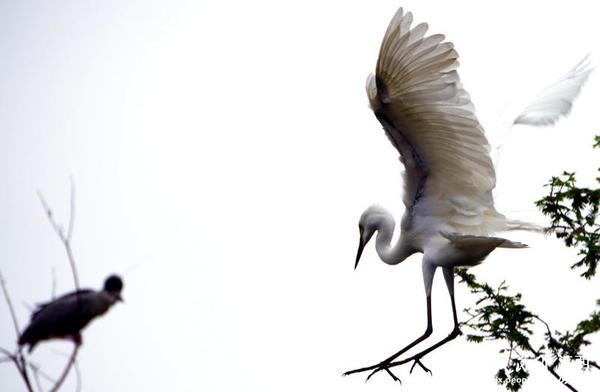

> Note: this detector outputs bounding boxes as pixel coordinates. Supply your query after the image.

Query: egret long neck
[375,221,416,265]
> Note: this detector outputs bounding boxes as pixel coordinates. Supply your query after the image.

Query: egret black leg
[449,293,460,335]
[343,295,433,378]
[387,310,462,373]
[344,267,463,380]
[388,268,461,373]
[381,295,433,363]
[344,263,438,380]
[443,266,461,336]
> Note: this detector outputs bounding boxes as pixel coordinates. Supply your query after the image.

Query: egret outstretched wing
[513,55,593,126]
[367,8,503,232]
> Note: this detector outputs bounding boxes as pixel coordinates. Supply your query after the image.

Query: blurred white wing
[367,8,505,233]
[513,55,593,126]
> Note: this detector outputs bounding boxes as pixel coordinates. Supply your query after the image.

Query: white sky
[0,1,599,391]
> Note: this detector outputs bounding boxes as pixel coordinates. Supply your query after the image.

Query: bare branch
[522,341,578,392]
[20,368,35,392]
[0,270,21,337]
[32,185,83,392]
[0,271,33,389]
[0,346,15,363]
[37,191,64,241]
[48,342,80,392]
[534,315,600,371]
[30,365,44,392]
[2,185,85,392]
[67,176,75,242]
[0,346,14,356]
[19,355,34,391]
[48,348,82,391]
[0,346,34,392]
[28,361,57,384]
[37,189,80,291]
[73,356,81,392]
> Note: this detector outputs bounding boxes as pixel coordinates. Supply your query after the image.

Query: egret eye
[359,225,364,237]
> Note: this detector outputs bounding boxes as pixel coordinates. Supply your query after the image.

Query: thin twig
[67,176,75,242]
[0,346,15,359]
[19,356,35,392]
[37,188,80,291]
[2,185,85,392]
[0,270,34,391]
[48,342,80,392]
[73,356,81,392]
[36,185,84,392]
[534,315,600,370]
[48,348,82,392]
[47,348,81,391]
[0,347,14,365]
[0,270,21,336]
[461,310,480,326]
[28,361,57,384]
[524,342,578,392]
[30,365,44,392]
[1,350,34,392]
[506,341,514,368]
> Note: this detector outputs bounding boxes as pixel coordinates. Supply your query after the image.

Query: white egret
[343,7,552,381]
[18,275,123,352]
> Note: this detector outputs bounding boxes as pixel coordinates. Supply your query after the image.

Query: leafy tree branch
[458,135,600,391]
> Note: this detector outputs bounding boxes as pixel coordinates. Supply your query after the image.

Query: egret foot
[450,326,462,338]
[361,362,400,383]
[365,364,386,381]
[384,367,401,383]
[410,358,432,375]
[343,361,385,378]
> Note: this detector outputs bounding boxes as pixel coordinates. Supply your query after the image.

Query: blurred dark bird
[18,275,123,352]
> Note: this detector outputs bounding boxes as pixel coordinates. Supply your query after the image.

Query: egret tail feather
[506,219,544,233]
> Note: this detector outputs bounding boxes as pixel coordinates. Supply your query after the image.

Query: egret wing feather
[367,8,505,233]
[439,232,528,267]
[513,55,593,126]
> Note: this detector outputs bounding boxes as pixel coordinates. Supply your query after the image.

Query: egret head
[355,205,392,269]
[103,274,124,302]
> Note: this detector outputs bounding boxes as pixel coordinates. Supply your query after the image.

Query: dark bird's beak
[355,238,365,270]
